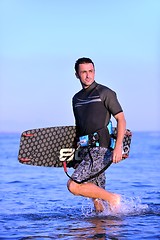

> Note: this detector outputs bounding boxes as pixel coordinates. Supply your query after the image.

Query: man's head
[75,57,95,89]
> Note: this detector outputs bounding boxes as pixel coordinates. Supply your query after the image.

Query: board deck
[18,126,132,168]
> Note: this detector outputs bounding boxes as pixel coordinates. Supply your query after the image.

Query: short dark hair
[74,57,95,74]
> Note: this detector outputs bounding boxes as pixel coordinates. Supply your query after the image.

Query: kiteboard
[18,125,132,168]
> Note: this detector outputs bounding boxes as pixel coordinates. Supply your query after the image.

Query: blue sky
[0,0,159,132]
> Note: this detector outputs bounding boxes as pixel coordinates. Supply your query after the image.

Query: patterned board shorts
[71,147,112,189]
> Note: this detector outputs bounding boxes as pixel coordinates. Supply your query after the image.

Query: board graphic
[18,126,132,168]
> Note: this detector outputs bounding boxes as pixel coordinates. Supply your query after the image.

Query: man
[67,57,126,212]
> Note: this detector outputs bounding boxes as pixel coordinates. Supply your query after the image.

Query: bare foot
[93,199,104,213]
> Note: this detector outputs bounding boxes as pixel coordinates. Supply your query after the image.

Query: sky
[0,0,159,132]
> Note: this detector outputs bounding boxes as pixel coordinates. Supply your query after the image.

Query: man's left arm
[113,112,126,163]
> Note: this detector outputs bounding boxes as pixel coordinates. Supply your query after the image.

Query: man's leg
[92,170,106,212]
[67,180,121,210]
[68,148,120,211]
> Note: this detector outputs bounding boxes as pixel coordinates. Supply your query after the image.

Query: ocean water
[0,131,160,240]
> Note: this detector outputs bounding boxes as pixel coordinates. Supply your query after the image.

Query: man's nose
[86,72,89,77]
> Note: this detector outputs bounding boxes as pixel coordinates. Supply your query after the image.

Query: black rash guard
[72,81,123,148]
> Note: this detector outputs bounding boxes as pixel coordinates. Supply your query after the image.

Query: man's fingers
[112,155,122,163]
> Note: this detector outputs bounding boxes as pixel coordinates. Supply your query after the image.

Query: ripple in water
[81,196,149,217]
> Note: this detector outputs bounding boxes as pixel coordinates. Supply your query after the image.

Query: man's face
[76,63,95,88]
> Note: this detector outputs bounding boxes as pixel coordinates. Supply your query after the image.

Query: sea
[0,131,160,240]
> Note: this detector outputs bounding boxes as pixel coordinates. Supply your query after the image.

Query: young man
[67,57,126,212]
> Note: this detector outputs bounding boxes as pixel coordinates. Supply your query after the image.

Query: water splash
[81,198,94,217]
[118,196,149,216]
[81,196,149,217]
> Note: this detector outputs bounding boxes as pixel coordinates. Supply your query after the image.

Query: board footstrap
[18,126,132,168]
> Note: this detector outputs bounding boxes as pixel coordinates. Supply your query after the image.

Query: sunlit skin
[75,63,95,89]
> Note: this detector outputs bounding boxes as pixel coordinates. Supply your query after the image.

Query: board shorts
[71,147,112,189]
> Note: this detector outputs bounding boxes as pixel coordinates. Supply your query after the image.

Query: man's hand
[112,145,123,163]
[113,112,126,163]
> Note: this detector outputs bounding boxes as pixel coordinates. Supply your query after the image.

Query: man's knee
[67,179,79,195]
